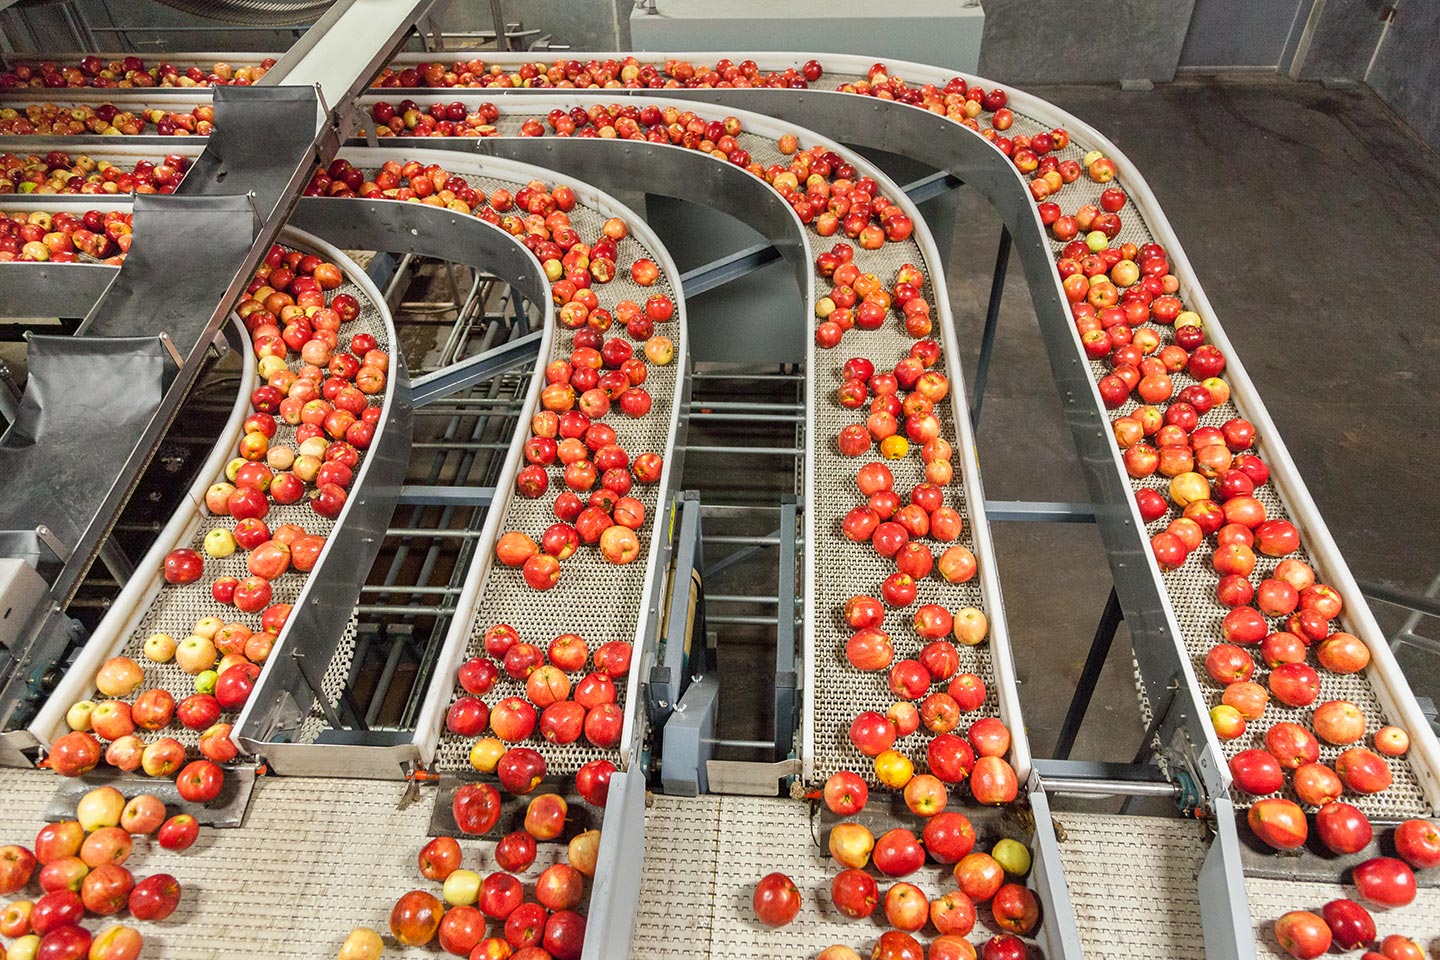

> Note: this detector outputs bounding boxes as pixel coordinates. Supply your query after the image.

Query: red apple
[1393,818,1440,869]
[1352,857,1416,907]
[751,872,800,927]
[1274,911,1332,960]
[1335,748,1391,794]
[1320,898,1375,952]
[1229,749,1284,795]
[127,874,180,922]
[1315,801,1373,854]
[1248,797,1308,850]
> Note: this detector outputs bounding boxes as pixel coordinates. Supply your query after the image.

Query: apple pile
[47,246,384,778]
[0,103,214,138]
[0,784,196,960]
[379,820,600,960]
[0,151,190,196]
[0,56,273,90]
[0,209,132,263]
[1268,817,1439,959]
[751,773,1040,958]
[816,253,930,351]
[369,55,825,90]
[367,99,500,137]
[53,647,241,780]
[447,623,633,756]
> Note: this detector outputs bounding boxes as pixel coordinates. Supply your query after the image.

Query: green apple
[204,527,237,558]
[66,700,96,732]
[194,669,219,695]
[442,868,481,906]
[991,837,1032,877]
[144,631,177,663]
[8,934,39,960]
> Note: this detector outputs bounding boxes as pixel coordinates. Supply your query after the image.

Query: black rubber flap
[0,334,171,551]
[180,85,321,224]
[80,193,258,355]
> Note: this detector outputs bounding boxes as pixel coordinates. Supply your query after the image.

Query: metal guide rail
[25,227,401,761]
[422,48,1440,958]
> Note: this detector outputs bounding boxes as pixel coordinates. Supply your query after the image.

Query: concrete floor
[692,76,1440,766]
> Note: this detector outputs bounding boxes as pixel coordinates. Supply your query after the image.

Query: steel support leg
[1052,586,1123,760]
[971,225,1012,432]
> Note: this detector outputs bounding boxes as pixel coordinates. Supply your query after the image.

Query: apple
[1265,722,1320,769]
[1205,643,1255,684]
[536,863,585,912]
[389,889,443,946]
[1320,898,1375,952]
[954,852,1005,902]
[34,823,83,865]
[992,883,1039,935]
[1393,818,1440,869]
[1230,749,1284,795]
[0,899,32,937]
[95,657,143,698]
[751,872,800,927]
[575,758,615,808]
[48,732,101,777]
[0,845,36,894]
[1294,762,1344,806]
[1269,661,1320,707]
[1335,747,1391,794]
[922,811,977,864]
[524,793,568,841]
[127,873,180,921]
[875,931,927,960]
[1310,800,1373,855]
[77,786,126,832]
[38,857,87,895]
[452,782,502,836]
[831,868,878,919]
[118,795,164,835]
[143,633,176,662]
[156,814,198,853]
[1248,798,1307,850]
[1375,725,1410,757]
[1312,699,1366,744]
[871,828,926,878]
[163,548,203,584]
[971,756,1019,804]
[884,881,929,932]
[80,863,133,916]
[130,688,174,731]
[1274,911,1332,959]
[80,827,132,869]
[823,771,868,816]
[1352,857,1416,907]
[198,723,239,763]
[337,929,383,960]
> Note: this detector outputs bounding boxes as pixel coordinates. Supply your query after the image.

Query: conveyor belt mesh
[633,794,1030,958]
[433,181,681,775]
[0,767,572,958]
[1050,811,1207,960]
[1247,875,1440,958]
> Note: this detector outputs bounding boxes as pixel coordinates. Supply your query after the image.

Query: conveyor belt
[1051,812,1208,960]
[367,149,692,776]
[635,795,1057,959]
[29,230,395,753]
[0,767,568,960]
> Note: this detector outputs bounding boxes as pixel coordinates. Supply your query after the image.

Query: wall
[1289,0,1387,80]
[979,0,1195,84]
[1365,0,1440,151]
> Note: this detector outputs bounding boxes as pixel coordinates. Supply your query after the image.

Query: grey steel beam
[985,500,1098,523]
[396,485,496,507]
[678,242,781,297]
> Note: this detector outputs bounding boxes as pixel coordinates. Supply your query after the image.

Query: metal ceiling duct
[150,0,334,26]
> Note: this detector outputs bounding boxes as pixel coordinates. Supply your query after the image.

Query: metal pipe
[385,528,486,539]
[359,585,460,596]
[689,412,804,423]
[355,604,457,616]
[705,535,782,545]
[706,595,780,605]
[686,445,801,456]
[708,615,784,626]
[689,401,803,412]
[1040,777,1180,798]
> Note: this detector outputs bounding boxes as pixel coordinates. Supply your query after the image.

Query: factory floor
[696,75,1440,766]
